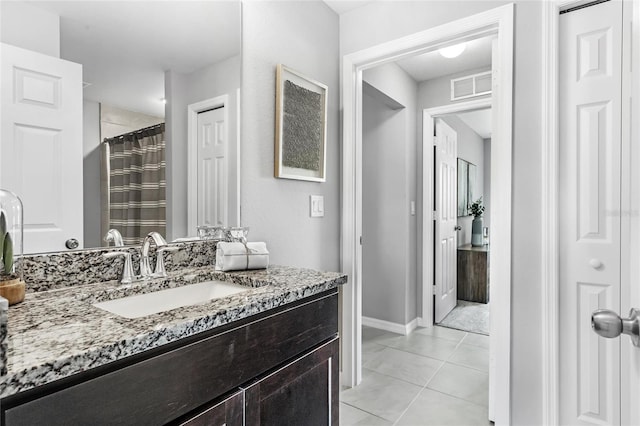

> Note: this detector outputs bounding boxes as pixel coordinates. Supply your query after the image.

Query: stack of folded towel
[215,242,269,272]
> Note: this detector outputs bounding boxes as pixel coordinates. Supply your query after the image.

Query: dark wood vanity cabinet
[1,290,339,426]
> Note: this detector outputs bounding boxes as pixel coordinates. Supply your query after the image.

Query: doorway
[187,95,229,235]
[340,4,514,424]
[429,106,492,337]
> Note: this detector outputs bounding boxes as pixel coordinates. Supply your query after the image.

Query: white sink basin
[93,280,250,319]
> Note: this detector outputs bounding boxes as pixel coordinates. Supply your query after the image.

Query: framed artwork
[275,64,328,182]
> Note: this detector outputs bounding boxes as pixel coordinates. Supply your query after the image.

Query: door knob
[65,238,79,249]
[589,258,603,269]
[454,225,462,231]
[591,308,640,347]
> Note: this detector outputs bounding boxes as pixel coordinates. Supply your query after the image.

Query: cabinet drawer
[3,291,338,426]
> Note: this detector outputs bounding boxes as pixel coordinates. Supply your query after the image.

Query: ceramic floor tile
[427,362,489,407]
[462,331,490,349]
[362,326,403,345]
[448,343,489,372]
[340,369,423,422]
[414,325,467,343]
[395,388,491,426]
[363,346,444,386]
[377,332,460,361]
[339,403,393,426]
[362,341,386,365]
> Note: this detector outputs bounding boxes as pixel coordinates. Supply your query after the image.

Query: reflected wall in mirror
[457,157,476,217]
[0,0,241,253]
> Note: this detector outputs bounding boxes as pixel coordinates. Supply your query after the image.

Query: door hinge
[433,211,437,220]
[433,285,437,295]
[433,136,438,146]
[359,236,362,245]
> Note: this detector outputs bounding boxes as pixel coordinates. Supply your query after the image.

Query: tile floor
[340,326,492,426]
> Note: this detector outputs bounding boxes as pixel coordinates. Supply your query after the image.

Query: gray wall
[442,116,485,247]
[340,1,543,423]
[241,1,340,271]
[82,101,101,248]
[165,55,241,240]
[361,63,418,326]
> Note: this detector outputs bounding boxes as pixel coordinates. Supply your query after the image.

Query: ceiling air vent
[450,71,492,101]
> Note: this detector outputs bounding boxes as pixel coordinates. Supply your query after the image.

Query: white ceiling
[323,0,373,15]
[395,35,494,82]
[456,108,492,139]
[28,1,241,117]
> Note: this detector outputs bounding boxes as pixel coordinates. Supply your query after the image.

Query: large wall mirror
[0,1,241,253]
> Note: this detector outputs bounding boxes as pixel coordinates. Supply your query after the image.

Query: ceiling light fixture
[439,42,466,59]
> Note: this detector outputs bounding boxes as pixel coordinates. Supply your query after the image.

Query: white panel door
[0,43,83,253]
[559,2,623,424]
[197,107,227,227]
[434,118,457,323]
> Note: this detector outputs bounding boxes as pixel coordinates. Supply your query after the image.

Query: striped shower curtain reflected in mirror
[104,123,166,245]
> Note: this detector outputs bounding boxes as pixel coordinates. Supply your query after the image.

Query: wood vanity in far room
[457,244,489,304]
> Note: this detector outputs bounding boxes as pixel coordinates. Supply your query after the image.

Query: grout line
[392,358,449,425]
[339,401,392,424]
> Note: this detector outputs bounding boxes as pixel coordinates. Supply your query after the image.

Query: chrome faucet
[140,232,177,278]
[104,229,124,247]
[103,251,135,284]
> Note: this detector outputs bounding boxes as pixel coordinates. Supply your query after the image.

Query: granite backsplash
[19,240,218,293]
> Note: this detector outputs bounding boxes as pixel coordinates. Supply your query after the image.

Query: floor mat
[438,300,489,335]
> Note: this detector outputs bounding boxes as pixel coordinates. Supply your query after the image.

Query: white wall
[340,2,543,423]
[165,54,241,240]
[0,1,60,57]
[442,116,485,246]
[362,62,418,326]
[241,1,340,271]
[83,101,101,248]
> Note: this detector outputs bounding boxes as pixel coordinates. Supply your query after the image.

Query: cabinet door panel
[245,338,339,426]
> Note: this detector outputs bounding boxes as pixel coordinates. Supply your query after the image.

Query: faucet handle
[103,251,135,284]
[152,246,179,278]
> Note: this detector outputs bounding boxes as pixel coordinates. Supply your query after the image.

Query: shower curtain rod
[102,122,165,144]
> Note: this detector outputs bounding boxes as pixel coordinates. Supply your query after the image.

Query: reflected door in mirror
[197,107,227,228]
[0,43,83,253]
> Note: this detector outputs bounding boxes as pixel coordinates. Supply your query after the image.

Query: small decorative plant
[469,197,485,219]
[0,211,14,279]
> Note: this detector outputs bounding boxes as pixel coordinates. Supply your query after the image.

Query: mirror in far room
[0,1,241,253]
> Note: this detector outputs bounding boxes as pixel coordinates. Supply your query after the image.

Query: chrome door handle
[65,238,79,249]
[454,225,462,231]
[591,308,640,347]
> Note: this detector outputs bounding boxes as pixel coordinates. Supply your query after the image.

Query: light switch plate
[310,195,324,217]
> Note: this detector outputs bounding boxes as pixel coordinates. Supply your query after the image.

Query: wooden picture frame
[275,64,328,182]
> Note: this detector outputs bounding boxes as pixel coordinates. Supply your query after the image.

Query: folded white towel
[215,242,269,272]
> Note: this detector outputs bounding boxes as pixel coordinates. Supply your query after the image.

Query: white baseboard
[362,316,418,336]
[417,316,430,327]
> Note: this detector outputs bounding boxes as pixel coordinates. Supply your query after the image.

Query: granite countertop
[0,265,347,398]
